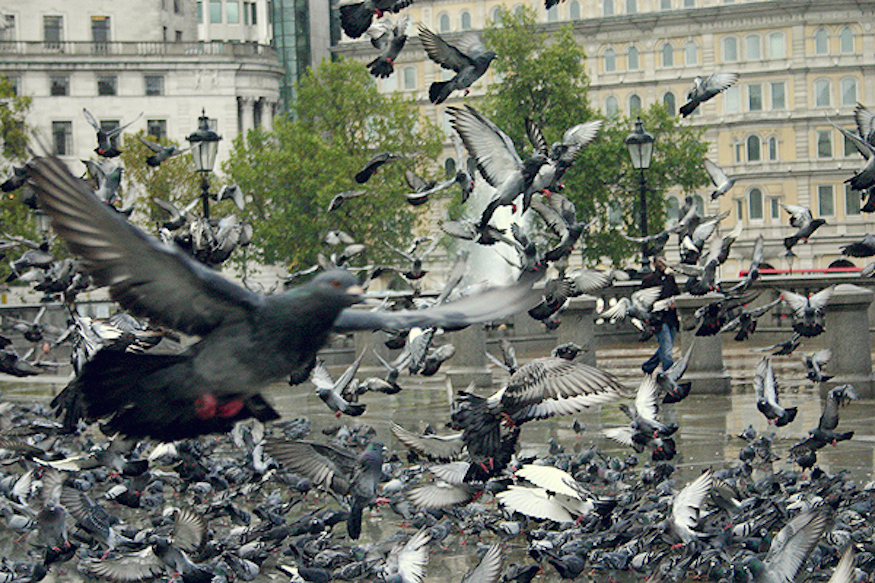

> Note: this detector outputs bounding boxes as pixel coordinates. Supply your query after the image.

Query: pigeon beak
[346,284,365,302]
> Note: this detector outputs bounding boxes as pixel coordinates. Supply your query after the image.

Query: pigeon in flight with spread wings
[138,135,195,168]
[338,0,414,39]
[25,156,542,441]
[704,158,736,200]
[418,26,496,105]
[780,285,835,337]
[679,72,738,117]
[365,14,409,79]
[83,108,142,158]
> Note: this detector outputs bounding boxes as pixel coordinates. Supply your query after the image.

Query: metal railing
[0,40,277,59]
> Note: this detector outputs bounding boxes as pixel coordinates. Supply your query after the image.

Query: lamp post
[624,116,655,275]
[33,208,51,242]
[186,109,222,219]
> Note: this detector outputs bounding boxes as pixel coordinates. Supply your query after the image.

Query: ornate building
[335,0,875,273]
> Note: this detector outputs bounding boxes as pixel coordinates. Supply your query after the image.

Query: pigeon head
[306,270,365,307]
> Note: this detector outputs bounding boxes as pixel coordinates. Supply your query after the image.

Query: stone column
[263,100,275,131]
[823,283,874,397]
[445,324,493,388]
[555,295,597,366]
[674,291,732,394]
[239,97,254,134]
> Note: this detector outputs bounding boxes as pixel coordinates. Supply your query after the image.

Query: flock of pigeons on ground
[0,2,872,582]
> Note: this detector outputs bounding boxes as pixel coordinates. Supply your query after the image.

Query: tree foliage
[224,58,443,271]
[0,75,38,242]
[482,7,709,267]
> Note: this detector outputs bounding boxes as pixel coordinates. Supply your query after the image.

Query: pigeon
[718,296,782,341]
[780,285,835,337]
[840,233,875,257]
[138,135,194,167]
[152,196,200,231]
[781,204,826,256]
[308,353,367,417]
[802,349,833,383]
[381,529,430,583]
[366,14,409,78]
[623,224,681,259]
[327,189,368,212]
[390,422,464,462]
[264,439,385,539]
[754,357,797,427]
[460,543,502,583]
[402,168,456,206]
[338,0,413,39]
[752,332,802,356]
[451,133,475,203]
[723,234,764,294]
[679,72,739,117]
[448,105,547,228]
[598,286,669,332]
[742,509,829,583]
[355,151,406,183]
[665,471,713,545]
[789,384,857,457]
[496,465,607,523]
[418,26,497,105]
[81,159,123,206]
[604,374,678,461]
[83,108,142,158]
[25,155,542,440]
[0,164,28,192]
[214,183,246,210]
[703,158,736,200]
[655,342,693,403]
[524,118,603,204]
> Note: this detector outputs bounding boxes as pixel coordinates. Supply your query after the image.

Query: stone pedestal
[555,295,597,366]
[823,284,874,397]
[674,292,732,394]
[445,324,493,387]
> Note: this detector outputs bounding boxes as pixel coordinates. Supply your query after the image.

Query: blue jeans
[642,322,676,374]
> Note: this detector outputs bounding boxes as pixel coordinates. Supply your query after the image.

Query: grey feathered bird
[83,108,142,158]
[703,158,736,200]
[780,285,835,337]
[525,118,603,205]
[679,72,739,117]
[25,156,541,440]
[366,14,409,78]
[419,26,497,105]
[743,509,829,583]
[840,233,875,257]
[802,349,833,383]
[782,203,826,256]
[754,356,797,427]
[138,135,194,167]
[339,0,413,39]
[308,353,367,417]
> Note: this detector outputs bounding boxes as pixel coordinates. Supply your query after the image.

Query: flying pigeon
[780,285,835,337]
[138,135,194,168]
[703,158,736,200]
[418,26,497,105]
[366,14,409,78]
[338,0,413,39]
[781,203,826,256]
[83,108,142,158]
[754,356,797,427]
[679,72,739,117]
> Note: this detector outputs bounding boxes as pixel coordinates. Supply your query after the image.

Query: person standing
[641,257,680,374]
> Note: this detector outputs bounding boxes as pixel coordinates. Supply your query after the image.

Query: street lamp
[187,109,222,219]
[625,116,655,274]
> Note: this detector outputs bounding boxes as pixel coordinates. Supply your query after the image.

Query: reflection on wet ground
[1,340,873,582]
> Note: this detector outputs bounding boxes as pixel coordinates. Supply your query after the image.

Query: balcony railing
[0,40,277,59]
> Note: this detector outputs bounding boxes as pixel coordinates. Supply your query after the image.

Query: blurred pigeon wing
[672,471,712,533]
[461,544,502,583]
[449,105,521,188]
[763,510,829,583]
[418,26,470,72]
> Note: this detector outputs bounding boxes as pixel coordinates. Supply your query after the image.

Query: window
[460,11,471,30]
[814,79,831,107]
[666,196,679,222]
[770,197,781,219]
[734,141,743,162]
[604,0,614,16]
[684,0,695,6]
[768,136,778,160]
[768,32,785,59]
[198,0,203,23]
[626,0,637,13]
[841,78,857,106]
[724,85,740,113]
[147,120,167,141]
[43,15,63,50]
[227,1,239,23]
[175,30,182,41]
[723,37,738,62]
[91,16,110,54]
[663,92,676,115]
[771,82,785,109]
[145,75,164,96]
[749,189,763,219]
[244,1,250,24]
[661,0,672,9]
[606,96,619,117]
[0,14,15,41]
[250,2,257,24]
[547,4,559,21]
[383,73,397,92]
[814,28,828,54]
[684,40,697,65]
[818,185,834,216]
[846,184,861,216]
[403,66,416,89]
[444,158,456,179]
[840,27,854,53]
[438,13,450,32]
[50,75,69,96]
[748,84,762,111]
[745,35,760,60]
[661,43,674,67]
[174,0,182,14]
[629,94,642,114]
[817,130,832,158]
[747,135,761,161]
[97,75,117,96]
[736,199,744,221]
[569,1,581,18]
[627,46,639,69]
[490,7,502,24]
[210,0,222,23]
[692,195,704,214]
[608,200,622,226]
[604,48,616,72]
[52,121,72,155]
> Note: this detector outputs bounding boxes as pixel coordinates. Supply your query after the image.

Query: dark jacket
[641,270,680,329]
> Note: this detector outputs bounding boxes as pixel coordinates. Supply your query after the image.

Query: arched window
[547,4,559,21]
[692,194,704,215]
[814,78,831,107]
[627,46,639,69]
[629,93,642,113]
[814,28,828,54]
[723,36,738,61]
[684,40,698,65]
[841,78,857,106]
[513,4,525,15]
[745,35,761,60]
[749,188,763,219]
[663,92,676,115]
[606,96,619,117]
[604,48,617,72]
[490,7,502,24]
[661,43,674,67]
[626,0,637,13]
[840,26,854,53]
[768,136,778,161]
[666,196,680,223]
[444,158,456,179]
[747,135,761,161]
[603,0,614,16]
[460,11,472,30]
[402,66,416,90]
[569,1,581,19]
[438,12,451,32]
[768,32,785,58]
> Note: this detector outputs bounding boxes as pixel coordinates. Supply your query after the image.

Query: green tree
[224,58,443,271]
[482,7,708,267]
[0,74,38,242]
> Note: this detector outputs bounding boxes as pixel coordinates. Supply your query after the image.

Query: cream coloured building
[335,0,875,274]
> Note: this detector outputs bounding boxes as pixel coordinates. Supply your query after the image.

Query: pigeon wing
[461,544,502,583]
[448,105,522,188]
[763,510,829,583]
[418,25,472,72]
[672,470,713,533]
